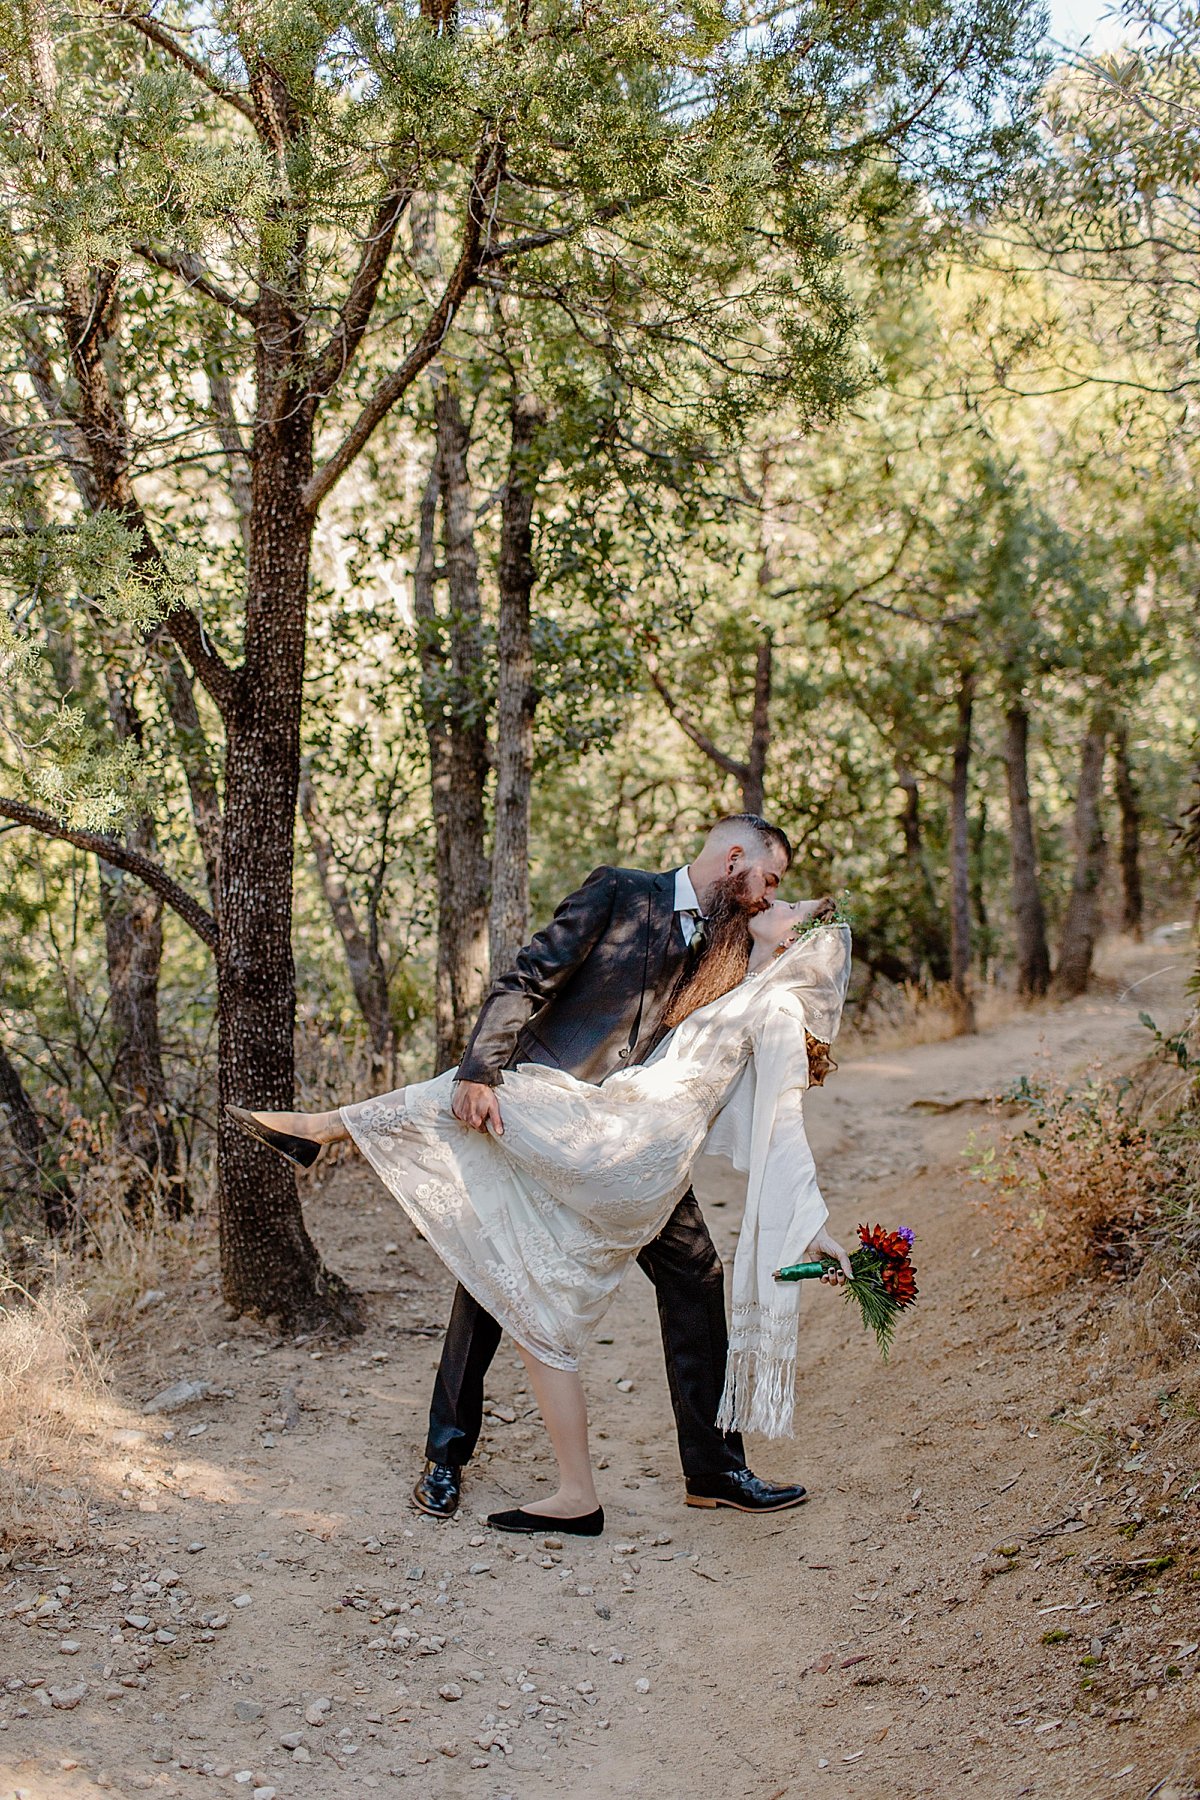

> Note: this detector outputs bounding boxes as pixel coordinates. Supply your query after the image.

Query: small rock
[634,1678,650,1695]
[149,1743,173,1763]
[543,1538,564,1551]
[279,1732,303,1750]
[468,1563,491,1576]
[437,1741,459,1757]
[234,1700,264,1723]
[232,1593,252,1608]
[253,1790,277,1800]
[469,1535,486,1548]
[594,1603,611,1620]
[233,1772,254,1786]
[576,1681,595,1695]
[615,1379,634,1392]
[144,1378,212,1414]
[58,1640,81,1655]
[48,1682,87,1710]
[186,1541,205,1554]
[123,1613,151,1631]
[291,1747,311,1764]
[305,1698,331,1727]
[438,1683,463,1702]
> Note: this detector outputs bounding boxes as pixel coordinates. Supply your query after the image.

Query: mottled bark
[413,379,490,1073]
[0,1034,73,1233]
[299,769,394,1067]
[490,389,545,977]
[948,668,976,1033]
[1055,707,1110,997]
[101,680,186,1215]
[1003,702,1051,997]
[1112,721,1144,940]
[215,320,361,1330]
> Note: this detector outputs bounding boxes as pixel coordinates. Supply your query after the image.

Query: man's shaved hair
[704,813,793,869]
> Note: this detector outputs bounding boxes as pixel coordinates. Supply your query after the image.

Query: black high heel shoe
[225,1105,323,1170]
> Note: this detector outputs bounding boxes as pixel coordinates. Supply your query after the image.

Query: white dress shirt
[673,866,704,946]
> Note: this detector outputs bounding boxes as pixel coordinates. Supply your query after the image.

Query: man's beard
[707,868,768,918]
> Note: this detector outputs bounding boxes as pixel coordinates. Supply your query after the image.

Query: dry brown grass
[967,1064,1168,1287]
[0,1262,111,1549]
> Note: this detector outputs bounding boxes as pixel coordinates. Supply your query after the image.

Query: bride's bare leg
[515,1343,599,1517]
[246,1108,349,1145]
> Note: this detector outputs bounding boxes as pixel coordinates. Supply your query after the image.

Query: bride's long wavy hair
[661,881,838,1086]
[661,878,754,1030]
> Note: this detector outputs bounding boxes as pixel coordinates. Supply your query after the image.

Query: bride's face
[748,900,806,954]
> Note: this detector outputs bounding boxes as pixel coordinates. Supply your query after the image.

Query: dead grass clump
[1114,1104,1200,1364]
[0,1263,109,1548]
[968,1067,1167,1287]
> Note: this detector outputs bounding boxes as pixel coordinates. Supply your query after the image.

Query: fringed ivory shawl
[703,924,852,1438]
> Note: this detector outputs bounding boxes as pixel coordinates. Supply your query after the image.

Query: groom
[413,813,811,1520]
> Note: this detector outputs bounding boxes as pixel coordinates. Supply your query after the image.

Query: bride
[228,904,852,1537]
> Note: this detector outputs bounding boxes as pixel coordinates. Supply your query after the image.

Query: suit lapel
[646,868,681,996]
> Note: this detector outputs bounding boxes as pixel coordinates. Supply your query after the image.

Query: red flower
[857,1223,912,1265]
[880,1261,919,1308]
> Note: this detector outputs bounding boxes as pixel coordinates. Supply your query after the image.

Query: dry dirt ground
[3,939,1199,1800]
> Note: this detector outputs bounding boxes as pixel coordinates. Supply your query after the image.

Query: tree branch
[100,2,259,128]
[131,242,257,320]
[645,657,750,784]
[302,137,503,513]
[307,184,414,399]
[0,796,218,951]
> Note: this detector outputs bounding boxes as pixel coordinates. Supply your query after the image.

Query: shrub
[968,1068,1167,1286]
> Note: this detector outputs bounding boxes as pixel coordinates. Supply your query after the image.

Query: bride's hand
[794,895,837,926]
[803,1227,852,1284]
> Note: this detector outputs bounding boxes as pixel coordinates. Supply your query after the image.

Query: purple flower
[897,1225,915,1246]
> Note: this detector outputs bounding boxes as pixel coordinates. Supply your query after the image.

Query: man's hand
[452,1080,504,1136]
[802,1226,853,1285]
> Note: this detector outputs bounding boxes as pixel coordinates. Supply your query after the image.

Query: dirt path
[3,942,1198,1800]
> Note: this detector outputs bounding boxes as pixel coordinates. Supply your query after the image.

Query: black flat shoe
[225,1105,322,1170]
[412,1460,462,1520]
[488,1505,604,1537]
[684,1469,808,1513]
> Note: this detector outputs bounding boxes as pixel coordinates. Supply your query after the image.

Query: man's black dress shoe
[684,1468,808,1512]
[225,1105,322,1170]
[412,1460,462,1519]
[488,1506,604,1537]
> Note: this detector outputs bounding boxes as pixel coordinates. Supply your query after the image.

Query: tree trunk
[414,378,490,1073]
[101,679,187,1216]
[1002,702,1051,997]
[0,1032,73,1233]
[948,668,976,1033]
[215,371,361,1331]
[490,389,545,977]
[969,796,992,980]
[1054,706,1110,997]
[299,768,394,1068]
[742,631,772,815]
[1112,721,1144,940]
[894,758,951,982]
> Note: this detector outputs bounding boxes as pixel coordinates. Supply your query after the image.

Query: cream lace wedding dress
[341,924,851,1436]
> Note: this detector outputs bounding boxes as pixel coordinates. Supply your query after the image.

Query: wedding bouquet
[774,1224,918,1359]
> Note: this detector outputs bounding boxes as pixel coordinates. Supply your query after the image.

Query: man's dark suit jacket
[457,866,689,1087]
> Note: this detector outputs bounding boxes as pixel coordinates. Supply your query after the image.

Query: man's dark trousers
[424,1190,746,1480]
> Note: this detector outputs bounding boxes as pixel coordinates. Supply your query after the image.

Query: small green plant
[1042,1628,1071,1645]
[1140,1012,1199,1073]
